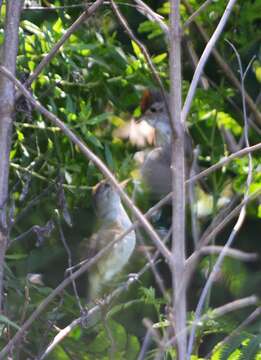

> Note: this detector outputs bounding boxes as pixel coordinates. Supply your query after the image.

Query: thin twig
[110,0,170,128]
[182,0,238,125]
[182,0,261,125]
[38,256,158,359]
[183,0,213,29]
[198,245,258,262]
[133,0,169,39]
[206,307,261,359]
[57,220,83,313]
[137,328,153,360]
[18,0,104,94]
[186,42,254,359]
[0,66,171,263]
[166,295,258,348]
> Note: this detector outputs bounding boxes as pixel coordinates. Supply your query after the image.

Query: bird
[137,89,193,198]
[80,180,136,301]
[137,90,233,215]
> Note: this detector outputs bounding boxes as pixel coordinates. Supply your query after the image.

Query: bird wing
[79,221,124,261]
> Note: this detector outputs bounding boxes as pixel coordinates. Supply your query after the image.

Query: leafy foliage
[0,0,260,358]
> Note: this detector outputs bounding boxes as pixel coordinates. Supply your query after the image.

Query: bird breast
[100,230,136,282]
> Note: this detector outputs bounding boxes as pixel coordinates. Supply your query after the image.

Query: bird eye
[104,183,110,189]
[150,106,157,113]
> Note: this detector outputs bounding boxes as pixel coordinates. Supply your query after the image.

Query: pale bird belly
[102,231,136,282]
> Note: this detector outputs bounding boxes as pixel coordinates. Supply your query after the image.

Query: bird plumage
[80,181,136,301]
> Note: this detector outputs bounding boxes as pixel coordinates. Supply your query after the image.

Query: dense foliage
[0,0,260,358]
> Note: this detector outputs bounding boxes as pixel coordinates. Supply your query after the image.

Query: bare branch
[166,295,258,348]
[182,0,261,126]
[183,0,213,29]
[186,43,254,359]
[169,0,187,358]
[206,307,261,359]
[110,0,169,120]
[0,0,24,311]
[133,0,169,38]
[198,245,258,262]
[0,66,171,263]
[182,0,238,125]
[38,253,159,359]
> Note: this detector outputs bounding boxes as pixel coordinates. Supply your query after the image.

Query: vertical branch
[169,0,187,358]
[0,0,24,311]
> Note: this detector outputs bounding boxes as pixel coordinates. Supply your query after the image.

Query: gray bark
[169,0,187,358]
[0,0,24,311]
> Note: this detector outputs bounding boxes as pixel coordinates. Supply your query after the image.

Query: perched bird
[81,180,136,301]
[138,90,233,215]
[138,89,193,197]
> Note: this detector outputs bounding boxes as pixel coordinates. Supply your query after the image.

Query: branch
[37,250,160,359]
[110,0,169,119]
[186,43,254,358]
[181,0,238,125]
[133,0,169,39]
[206,307,261,359]
[169,0,187,358]
[184,190,260,289]
[198,245,258,262]
[182,0,261,126]
[0,0,24,311]
[0,66,172,358]
[183,0,214,29]
[0,66,171,262]
[19,0,104,92]
[165,295,258,348]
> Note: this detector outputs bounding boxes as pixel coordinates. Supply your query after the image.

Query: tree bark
[169,0,187,358]
[0,0,24,311]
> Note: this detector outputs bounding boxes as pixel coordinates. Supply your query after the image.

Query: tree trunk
[0,0,24,311]
[169,0,187,358]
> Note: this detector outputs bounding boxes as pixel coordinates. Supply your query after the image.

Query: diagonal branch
[17,0,104,95]
[181,0,238,125]
[133,0,169,38]
[186,42,254,359]
[182,0,261,126]
[0,66,171,264]
[110,0,170,122]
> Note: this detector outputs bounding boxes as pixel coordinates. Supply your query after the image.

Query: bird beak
[119,178,131,189]
[91,178,131,194]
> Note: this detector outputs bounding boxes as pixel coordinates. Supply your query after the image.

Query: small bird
[80,180,136,301]
[138,89,193,197]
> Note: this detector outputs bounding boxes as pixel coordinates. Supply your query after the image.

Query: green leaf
[152,53,167,64]
[5,254,27,260]
[0,315,20,330]
[21,20,44,37]
[216,112,242,136]
[131,40,141,57]
[87,112,112,125]
[53,18,63,34]
[104,144,114,171]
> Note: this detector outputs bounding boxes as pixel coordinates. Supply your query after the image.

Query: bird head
[139,89,171,146]
[92,181,121,216]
